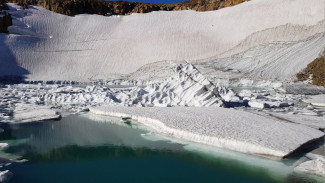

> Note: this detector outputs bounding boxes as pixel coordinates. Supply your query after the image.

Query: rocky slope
[297,55,325,86]
[0,0,12,33]
[7,0,249,16]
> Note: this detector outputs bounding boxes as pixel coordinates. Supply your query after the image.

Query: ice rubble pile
[124,63,229,107]
[27,64,232,108]
[2,62,323,122]
[90,106,324,158]
[242,89,295,109]
[0,63,236,122]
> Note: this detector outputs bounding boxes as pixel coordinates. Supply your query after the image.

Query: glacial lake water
[0,114,323,183]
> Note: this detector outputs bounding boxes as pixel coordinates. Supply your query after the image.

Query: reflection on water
[0,114,323,183]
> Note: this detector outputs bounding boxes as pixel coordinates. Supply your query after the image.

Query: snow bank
[295,153,325,177]
[89,106,324,158]
[1,0,324,81]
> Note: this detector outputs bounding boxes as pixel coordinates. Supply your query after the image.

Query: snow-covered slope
[199,32,325,80]
[0,0,324,81]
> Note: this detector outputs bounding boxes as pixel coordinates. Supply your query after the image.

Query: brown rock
[0,0,12,33]
[6,0,250,16]
[296,56,325,86]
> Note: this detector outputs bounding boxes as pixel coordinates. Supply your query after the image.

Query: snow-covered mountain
[0,0,324,82]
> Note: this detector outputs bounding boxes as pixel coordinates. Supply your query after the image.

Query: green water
[0,114,323,183]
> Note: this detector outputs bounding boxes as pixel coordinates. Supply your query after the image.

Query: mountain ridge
[6,0,249,16]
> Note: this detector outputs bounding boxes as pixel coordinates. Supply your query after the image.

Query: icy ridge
[125,63,227,107]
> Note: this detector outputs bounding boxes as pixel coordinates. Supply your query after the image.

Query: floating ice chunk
[13,103,61,122]
[90,106,324,158]
[248,100,267,109]
[0,143,8,148]
[248,100,292,109]
[303,94,325,107]
[295,153,325,177]
[0,170,13,182]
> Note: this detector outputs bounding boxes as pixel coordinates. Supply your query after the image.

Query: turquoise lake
[0,114,323,183]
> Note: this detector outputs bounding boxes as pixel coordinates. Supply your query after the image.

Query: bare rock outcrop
[0,0,12,33]
[297,55,325,86]
[7,0,250,16]
[173,0,249,11]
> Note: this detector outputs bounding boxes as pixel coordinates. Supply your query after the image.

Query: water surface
[0,114,323,183]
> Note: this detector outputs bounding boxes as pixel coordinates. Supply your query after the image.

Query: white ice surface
[13,103,60,122]
[0,170,12,183]
[295,153,325,177]
[197,32,325,81]
[89,106,324,158]
[0,63,231,112]
[0,143,8,148]
[303,95,325,107]
[283,83,325,95]
[248,100,292,109]
[1,0,324,81]
[268,112,325,130]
